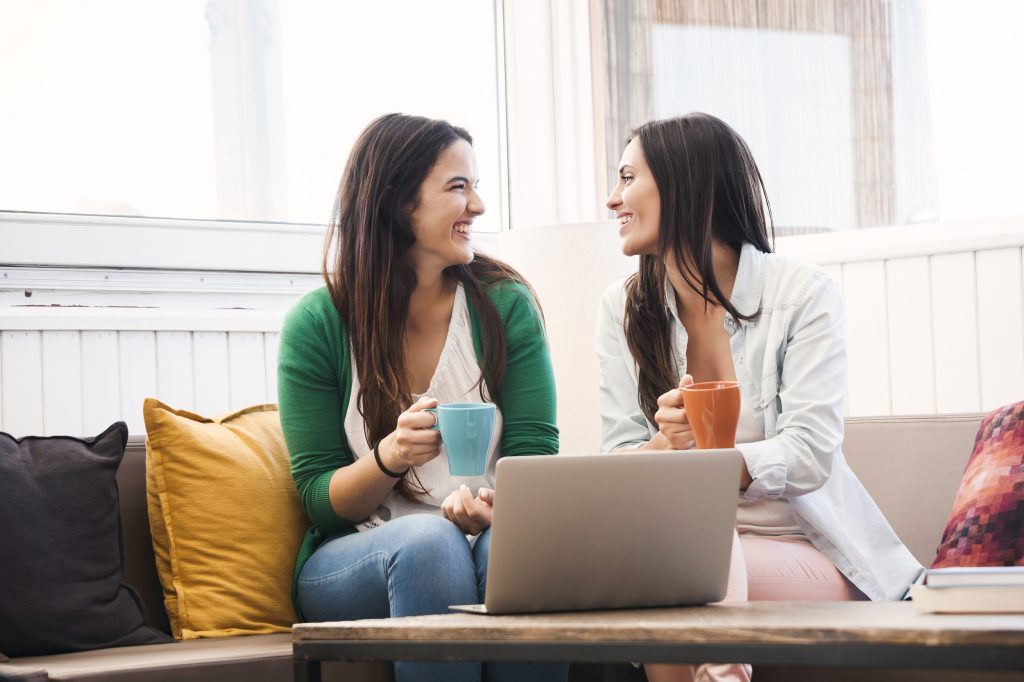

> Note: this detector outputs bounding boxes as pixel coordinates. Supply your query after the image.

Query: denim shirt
[595,243,923,600]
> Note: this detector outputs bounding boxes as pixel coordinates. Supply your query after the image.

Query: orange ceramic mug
[681,381,741,449]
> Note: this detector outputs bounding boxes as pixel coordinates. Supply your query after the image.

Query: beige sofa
[3,413,1006,682]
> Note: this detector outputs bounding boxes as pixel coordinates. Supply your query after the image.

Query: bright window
[0,1,217,220]
[0,0,504,231]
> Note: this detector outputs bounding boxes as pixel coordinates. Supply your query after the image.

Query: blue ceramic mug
[424,403,496,476]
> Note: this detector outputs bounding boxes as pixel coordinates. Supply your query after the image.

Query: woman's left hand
[441,485,494,535]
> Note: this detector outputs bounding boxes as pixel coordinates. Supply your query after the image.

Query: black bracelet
[373,441,408,478]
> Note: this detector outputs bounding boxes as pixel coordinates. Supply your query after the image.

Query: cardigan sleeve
[492,283,560,457]
[277,294,357,534]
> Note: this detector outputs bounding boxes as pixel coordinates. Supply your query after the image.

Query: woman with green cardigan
[277,114,565,682]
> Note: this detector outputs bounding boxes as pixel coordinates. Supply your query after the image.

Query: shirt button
[847,569,857,577]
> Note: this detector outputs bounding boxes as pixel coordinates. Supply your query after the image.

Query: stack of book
[910,566,1024,613]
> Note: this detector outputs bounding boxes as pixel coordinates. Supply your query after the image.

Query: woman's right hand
[377,396,443,474]
[649,374,696,450]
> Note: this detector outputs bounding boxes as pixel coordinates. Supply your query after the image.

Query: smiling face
[606,138,661,257]
[407,138,485,273]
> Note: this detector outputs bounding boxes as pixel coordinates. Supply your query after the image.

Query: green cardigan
[277,282,559,610]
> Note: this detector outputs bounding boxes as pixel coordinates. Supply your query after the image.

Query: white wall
[1,220,1021,446]
[498,222,637,454]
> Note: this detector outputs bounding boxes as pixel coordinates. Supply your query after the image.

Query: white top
[734,393,803,536]
[595,244,923,600]
[344,284,503,532]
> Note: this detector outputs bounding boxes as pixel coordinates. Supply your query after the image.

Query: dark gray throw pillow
[0,422,172,656]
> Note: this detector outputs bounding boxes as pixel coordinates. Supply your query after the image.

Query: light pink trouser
[645,532,868,682]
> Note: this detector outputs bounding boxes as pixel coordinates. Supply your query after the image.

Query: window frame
[0,210,323,273]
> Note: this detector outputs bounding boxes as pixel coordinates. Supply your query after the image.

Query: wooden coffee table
[292,601,1024,681]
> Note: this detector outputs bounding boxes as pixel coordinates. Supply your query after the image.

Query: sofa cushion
[933,400,1024,567]
[143,399,308,639]
[841,414,983,566]
[0,423,172,656]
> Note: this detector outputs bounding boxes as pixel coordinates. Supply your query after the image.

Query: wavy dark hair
[323,113,535,499]
[623,113,775,423]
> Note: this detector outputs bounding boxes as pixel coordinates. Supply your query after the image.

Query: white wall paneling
[192,332,231,418]
[780,218,1023,417]
[81,331,121,437]
[975,248,1024,409]
[930,252,981,413]
[842,261,891,416]
[0,326,284,437]
[1,331,44,437]
[156,331,195,413]
[41,330,83,436]
[885,257,935,414]
[228,332,268,410]
[118,332,157,436]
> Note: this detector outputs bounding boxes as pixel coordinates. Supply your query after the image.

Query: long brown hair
[623,113,775,423]
[323,113,534,499]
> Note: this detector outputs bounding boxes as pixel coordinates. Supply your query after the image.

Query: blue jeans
[298,514,568,682]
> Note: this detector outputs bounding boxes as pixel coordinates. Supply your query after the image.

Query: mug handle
[423,407,440,431]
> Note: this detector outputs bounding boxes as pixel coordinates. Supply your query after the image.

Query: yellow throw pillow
[143,398,308,639]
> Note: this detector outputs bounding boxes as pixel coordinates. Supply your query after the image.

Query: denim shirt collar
[662,242,767,326]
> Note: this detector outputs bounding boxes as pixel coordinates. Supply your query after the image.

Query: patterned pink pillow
[932,401,1024,567]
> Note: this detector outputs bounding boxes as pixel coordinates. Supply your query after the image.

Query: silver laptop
[450,449,742,614]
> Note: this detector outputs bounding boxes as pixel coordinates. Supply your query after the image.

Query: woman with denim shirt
[597,113,921,682]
